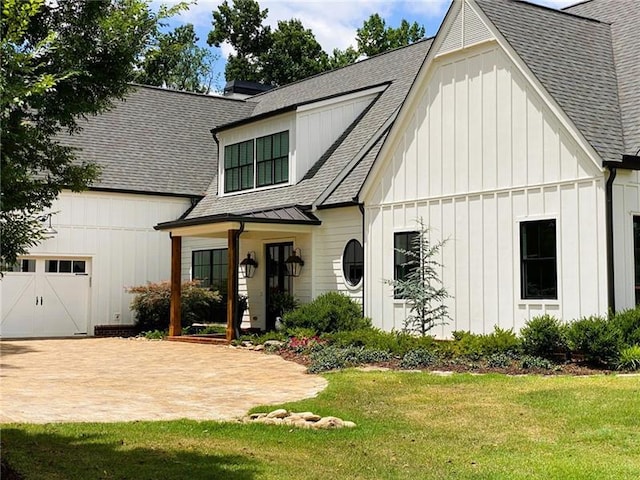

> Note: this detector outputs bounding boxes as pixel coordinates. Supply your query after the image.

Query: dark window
[224,140,254,193]
[394,231,418,299]
[192,249,228,295]
[256,131,289,187]
[1,259,36,272]
[520,220,557,299]
[634,216,640,305]
[342,239,364,286]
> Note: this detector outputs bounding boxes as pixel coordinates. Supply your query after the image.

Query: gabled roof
[185,39,434,220]
[474,0,625,163]
[61,85,256,197]
[563,0,640,156]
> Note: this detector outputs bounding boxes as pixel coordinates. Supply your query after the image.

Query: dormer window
[224,131,289,193]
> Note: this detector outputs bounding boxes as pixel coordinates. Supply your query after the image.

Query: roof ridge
[249,37,436,101]
[130,83,257,104]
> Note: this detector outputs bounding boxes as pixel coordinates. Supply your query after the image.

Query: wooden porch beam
[227,229,239,341]
[169,235,182,337]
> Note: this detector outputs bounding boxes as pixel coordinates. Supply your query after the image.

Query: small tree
[386,218,450,336]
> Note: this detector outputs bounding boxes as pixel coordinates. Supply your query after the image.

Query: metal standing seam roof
[185,38,434,220]
[61,85,257,197]
[474,0,625,163]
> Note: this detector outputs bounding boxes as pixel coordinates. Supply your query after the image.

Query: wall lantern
[285,248,305,277]
[39,213,57,236]
[240,251,258,278]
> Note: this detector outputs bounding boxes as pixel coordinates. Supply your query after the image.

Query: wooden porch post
[227,229,239,341]
[169,235,182,337]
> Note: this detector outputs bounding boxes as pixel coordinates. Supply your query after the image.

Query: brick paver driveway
[0,338,327,423]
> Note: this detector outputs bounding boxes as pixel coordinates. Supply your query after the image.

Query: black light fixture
[240,251,258,278]
[38,213,57,236]
[284,248,304,277]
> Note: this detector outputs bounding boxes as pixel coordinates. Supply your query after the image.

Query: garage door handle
[36,296,38,305]
[40,296,43,305]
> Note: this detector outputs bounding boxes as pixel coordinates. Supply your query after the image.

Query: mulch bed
[274,349,608,375]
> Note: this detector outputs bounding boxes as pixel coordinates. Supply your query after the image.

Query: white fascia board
[296,84,387,113]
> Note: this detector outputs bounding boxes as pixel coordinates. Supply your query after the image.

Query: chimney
[223,80,274,99]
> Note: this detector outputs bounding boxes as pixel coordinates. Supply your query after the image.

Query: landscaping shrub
[324,327,436,356]
[610,306,640,346]
[250,331,288,345]
[282,292,371,334]
[487,353,513,369]
[444,327,521,360]
[127,280,221,332]
[617,345,640,371]
[143,329,166,340]
[307,345,391,373]
[566,316,622,366]
[400,349,438,369]
[520,355,553,370]
[520,315,568,359]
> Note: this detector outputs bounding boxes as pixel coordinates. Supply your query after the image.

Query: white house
[2,0,638,339]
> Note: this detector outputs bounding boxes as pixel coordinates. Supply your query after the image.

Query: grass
[2,372,640,479]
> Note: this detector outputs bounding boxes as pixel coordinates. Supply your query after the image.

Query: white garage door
[1,257,91,338]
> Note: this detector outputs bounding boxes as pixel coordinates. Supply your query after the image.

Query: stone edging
[240,409,356,429]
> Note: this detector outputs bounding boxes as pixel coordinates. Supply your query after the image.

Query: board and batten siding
[22,190,191,331]
[364,42,608,337]
[311,207,363,302]
[612,169,640,311]
[295,92,379,183]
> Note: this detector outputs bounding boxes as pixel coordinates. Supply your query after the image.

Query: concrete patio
[0,338,327,424]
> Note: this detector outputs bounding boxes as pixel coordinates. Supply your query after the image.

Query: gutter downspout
[358,202,365,312]
[605,166,617,314]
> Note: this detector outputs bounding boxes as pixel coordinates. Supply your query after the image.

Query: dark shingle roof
[186,39,433,219]
[563,0,640,156]
[475,0,625,163]
[61,85,256,196]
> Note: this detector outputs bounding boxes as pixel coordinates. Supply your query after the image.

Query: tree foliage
[356,14,425,57]
[208,0,425,86]
[208,0,271,84]
[385,218,450,336]
[136,24,219,94]
[0,0,166,266]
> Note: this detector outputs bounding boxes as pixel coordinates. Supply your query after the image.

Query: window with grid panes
[224,139,254,193]
[256,131,288,187]
[192,249,228,295]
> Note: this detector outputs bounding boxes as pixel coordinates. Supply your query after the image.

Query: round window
[342,239,364,286]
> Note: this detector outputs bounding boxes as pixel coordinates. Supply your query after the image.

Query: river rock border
[241,409,356,429]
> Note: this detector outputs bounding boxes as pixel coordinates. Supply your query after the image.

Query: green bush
[520,315,568,359]
[443,327,521,360]
[566,316,622,366]
[127,280,221,332]
[400,349,438,369]
[487,353,513,368]
[282,292,371,334]
[610,306,640,346]
[324,327,436,356]
[143,329,166,340]
[617,345,640,371]
[520,355,553,370]
[307,345,392,373]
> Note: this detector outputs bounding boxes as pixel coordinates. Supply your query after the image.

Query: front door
[265,242,293,330]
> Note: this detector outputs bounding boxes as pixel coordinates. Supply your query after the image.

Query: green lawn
[2,372,639,479]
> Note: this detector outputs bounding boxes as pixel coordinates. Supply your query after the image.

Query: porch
[155,207,321,342]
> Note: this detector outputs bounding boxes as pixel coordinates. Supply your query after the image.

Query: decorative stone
[263,340,285,348]
[299,412,321,422]
[254,344,265,351]
[313,416,344,429]
[343,421,357,428]
[267,408,289,419]
[249,413,267,420]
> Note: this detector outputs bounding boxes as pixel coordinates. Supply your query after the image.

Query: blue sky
[158,0,577,90]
